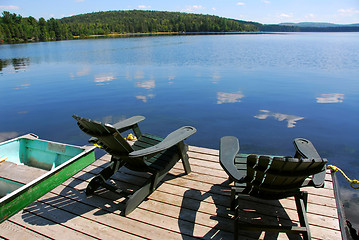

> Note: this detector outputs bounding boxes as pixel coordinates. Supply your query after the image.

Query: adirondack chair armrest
[112,116,146,132]
[219,136,245,182]
[293,138,321,159]
[129,126,197,158]
[294,138,328,188]
[312,160,328,188]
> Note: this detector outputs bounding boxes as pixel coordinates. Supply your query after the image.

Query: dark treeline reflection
[0,58,30,72]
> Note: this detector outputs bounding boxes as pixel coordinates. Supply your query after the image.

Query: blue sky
[1,0,359,24]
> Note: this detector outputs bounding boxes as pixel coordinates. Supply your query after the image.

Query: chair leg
[86,157,124,195]
[124,178,154,216]
[295,191,311,240]
[124,167,170,216]
[125,153,180,215]
[177,142,191,174]
[232,192,310,239]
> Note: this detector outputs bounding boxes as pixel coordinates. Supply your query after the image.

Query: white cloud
[279,13,293,18]
[0,5,19,10]
[61,13,75,18]
[192,5,204,10]
[338,8,359,16]
[183,5,205,12]
[138,5,151,9]
[316,93,344,103]
[262,0,271,4]
[236,2,245,6]
[254,110,304,128]
[305,13,315,19]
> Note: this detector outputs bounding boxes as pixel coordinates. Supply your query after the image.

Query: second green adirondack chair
[219,136,327,240]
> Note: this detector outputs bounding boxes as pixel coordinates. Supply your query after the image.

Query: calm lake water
[1,32,358,226]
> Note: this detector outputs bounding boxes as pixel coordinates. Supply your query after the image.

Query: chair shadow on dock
[19,159,191,227]
[19,168,123,226]
[178,179,303,240]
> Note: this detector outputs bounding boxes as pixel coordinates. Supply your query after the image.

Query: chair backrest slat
[256,156,270,186]
[74,116,134,156]
[246,155,257,183]
[246,154,327,198]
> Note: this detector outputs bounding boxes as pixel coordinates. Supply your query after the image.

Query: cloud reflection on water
[70,66,91,80]
[134,70,145,79]
[211,72,221,84]
[316,93,344,103]
[135,79,156,102]
[217,91,245,104]
[136,80,155,90]
[254,110,304,128]
[136,94,155,103]
[94,73,115,85]
[14,83,30,90]
[168,76,175,84]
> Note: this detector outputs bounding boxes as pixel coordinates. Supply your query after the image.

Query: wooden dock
[0,145,343,239]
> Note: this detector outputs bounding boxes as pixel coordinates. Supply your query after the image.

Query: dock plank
[0,220,51,240]
[47,185,197,240]
[0,145,343,240]
[4,209,94,240]
[24,195,143,240]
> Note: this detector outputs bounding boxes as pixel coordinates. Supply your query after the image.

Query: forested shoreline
[1,10,358,44]
[0,10,258,44]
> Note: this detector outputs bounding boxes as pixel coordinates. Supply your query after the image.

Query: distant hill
[251,21,359,32]
[59,10,259,35]
[0,10,260,44]
[279,22,359,28]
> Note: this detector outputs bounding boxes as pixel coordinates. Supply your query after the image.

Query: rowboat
[0,133,96,223]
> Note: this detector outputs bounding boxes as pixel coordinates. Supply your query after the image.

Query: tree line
[0,10,259,44]
[0,11,74,43]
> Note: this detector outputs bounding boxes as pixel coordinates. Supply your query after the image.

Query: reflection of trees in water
[0,58,30,72]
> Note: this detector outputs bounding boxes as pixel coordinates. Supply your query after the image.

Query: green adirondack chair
[73,115,196,216]
[219,136,327,240]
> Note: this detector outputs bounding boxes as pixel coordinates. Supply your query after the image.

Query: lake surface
[1,32,358,226]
